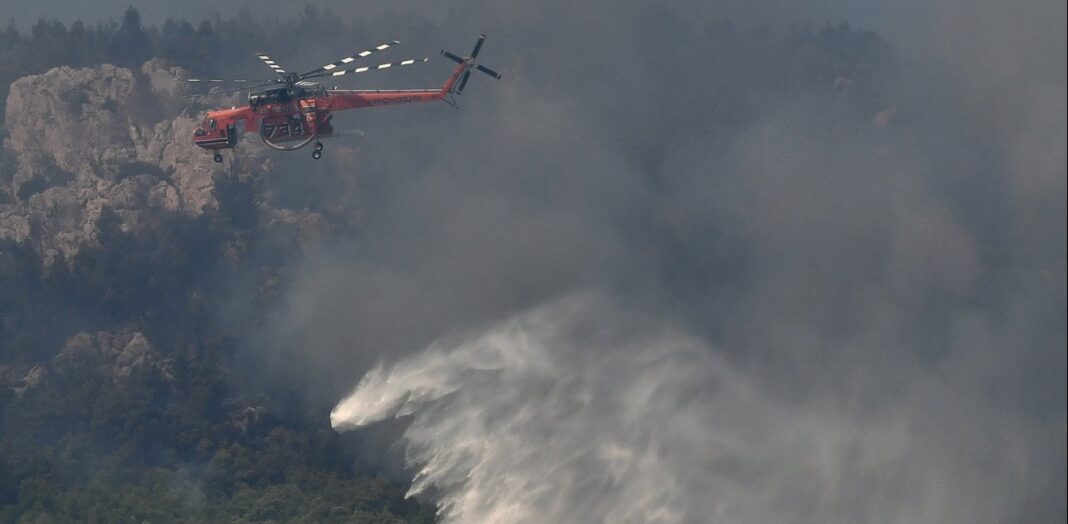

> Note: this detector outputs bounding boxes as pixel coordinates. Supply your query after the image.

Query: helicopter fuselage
[193,62,467,153]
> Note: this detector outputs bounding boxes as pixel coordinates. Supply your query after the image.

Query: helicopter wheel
[314,142,323,152]
[213,153,223,163]
[312,150,322,160]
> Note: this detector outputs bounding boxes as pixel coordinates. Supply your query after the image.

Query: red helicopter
[189,35,501,162]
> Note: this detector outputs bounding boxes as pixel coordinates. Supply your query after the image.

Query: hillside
[0,54,432,524]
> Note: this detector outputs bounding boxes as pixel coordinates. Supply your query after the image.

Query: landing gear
[312,141,323,160]
[213,153,223,163]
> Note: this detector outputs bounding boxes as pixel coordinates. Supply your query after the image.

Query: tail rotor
[441,34,502,95]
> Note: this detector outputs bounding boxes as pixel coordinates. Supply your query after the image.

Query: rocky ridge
[0,60,281,264]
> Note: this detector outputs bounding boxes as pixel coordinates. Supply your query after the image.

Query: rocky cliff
[0,60,279,264]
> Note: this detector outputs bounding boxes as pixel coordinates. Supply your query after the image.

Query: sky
[6,0,1063,522]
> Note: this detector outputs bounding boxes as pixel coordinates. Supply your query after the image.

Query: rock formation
[4,330,166,396]
[0,60,276,264]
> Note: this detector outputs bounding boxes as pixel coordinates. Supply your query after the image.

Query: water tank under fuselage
[256,103,333,150]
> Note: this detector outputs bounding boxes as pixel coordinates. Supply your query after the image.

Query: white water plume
[330,296,1016,523]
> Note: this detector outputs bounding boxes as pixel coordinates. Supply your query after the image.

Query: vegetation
[0,210,436,522]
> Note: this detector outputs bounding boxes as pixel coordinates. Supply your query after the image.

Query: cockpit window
[194,128,207,137]
[209,119,217,130]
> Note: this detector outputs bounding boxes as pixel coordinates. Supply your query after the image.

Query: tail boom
[324,62,468,111]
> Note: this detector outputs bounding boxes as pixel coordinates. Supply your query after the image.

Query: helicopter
[189,34,501,162]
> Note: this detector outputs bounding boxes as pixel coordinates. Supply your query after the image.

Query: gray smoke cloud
[218,0,1064,522]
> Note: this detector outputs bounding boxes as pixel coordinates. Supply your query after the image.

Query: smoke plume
[226,0,1064,522]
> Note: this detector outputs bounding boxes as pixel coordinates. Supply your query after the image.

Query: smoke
[0,0,1058,520]
[220,0,1065,521]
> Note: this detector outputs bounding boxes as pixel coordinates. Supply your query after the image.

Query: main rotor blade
[475,64,502,80]
[441,50,465,64]
[456,70,472,93]
[303,58,428,79]
[186,78,276,84]
[300,40,400,78]
[256,53,288,76]
[470,34,486,59]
